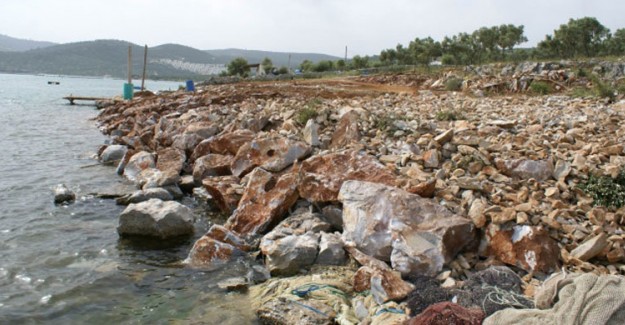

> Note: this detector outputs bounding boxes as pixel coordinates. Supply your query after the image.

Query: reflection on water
[0,74,258,324]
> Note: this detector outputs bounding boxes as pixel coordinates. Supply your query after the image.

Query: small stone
[423,149,440,168]
[434,129,454,145]
[441,277,456,288]
[217,277,248,292]
[570,233,609,261]
[53,184,75,204]
[491,208,516,224]
[468,199,487,228]
[302,119,320,146]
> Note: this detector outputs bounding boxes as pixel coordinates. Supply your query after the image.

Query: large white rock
[118,199,195,238]
[100,145,127,164]
[53,183,75,204]
[339,180,476,276]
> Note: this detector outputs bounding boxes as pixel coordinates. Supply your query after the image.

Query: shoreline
[93,64,625,323]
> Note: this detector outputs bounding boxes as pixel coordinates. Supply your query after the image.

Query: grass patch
[444,78,463,91]
[295,98,321,125]
[435,109,465,121]
[530,81,551,95]
[578,170,625,209]
[373,114,411,136]
[570,86,594,98]
[591,75,616,102]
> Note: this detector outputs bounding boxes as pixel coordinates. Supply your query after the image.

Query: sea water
[0,74,257,324]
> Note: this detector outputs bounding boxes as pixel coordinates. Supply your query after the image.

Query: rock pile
[96,74,625,324]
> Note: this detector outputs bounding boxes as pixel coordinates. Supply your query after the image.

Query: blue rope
[286,298,329,317]
[374,307,405,316]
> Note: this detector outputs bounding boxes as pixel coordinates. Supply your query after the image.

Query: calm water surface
[0,74,257,324]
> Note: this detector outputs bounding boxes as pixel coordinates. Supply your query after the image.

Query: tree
[408,37,442,66]
[313,60,335,72]
[351,55,369,69]
[538,17,610,58]
[336,59,346,70]
[299,60,314,72]
[277,66,289,74]
[227,57,249,76]
[607,29,625,55]
[496,24,528,58]
[261,57,273,74]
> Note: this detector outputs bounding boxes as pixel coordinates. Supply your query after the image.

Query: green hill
[0,37,340,79]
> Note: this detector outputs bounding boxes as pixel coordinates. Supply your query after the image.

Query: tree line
[225,17,625,76]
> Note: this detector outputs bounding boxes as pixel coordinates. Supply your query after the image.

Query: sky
[1,0,624,57]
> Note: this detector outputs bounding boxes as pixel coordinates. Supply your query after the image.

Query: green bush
[295,98,321,125]
[591,75,616,102]
[445,78,463,91]
[435,109,464,121]
[579,170,625,209]
[530,81,551,95]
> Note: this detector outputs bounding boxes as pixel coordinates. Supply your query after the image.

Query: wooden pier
[63,96,110,105]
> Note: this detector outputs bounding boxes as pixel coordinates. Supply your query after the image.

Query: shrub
[435,109,464,121]
[295,98,321,125]
[530,81,551,95]
[445,78,463,91]
[373,114,411,136]
[578,170,625,209]
[591,75,616,102]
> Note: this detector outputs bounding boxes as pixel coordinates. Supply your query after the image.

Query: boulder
[495,158,554,181]
[315,232,347,265]
[117,188,173,205]
[259,210,331,275]
[330,110,360,149]
[225,168,300,236]
[172,133,203,155]
[204,224,254,252]
[202,176,241,214]
[298,151,398,203]
[183,121,219,139]
[261,232,320,275]
[123,151,156,183]
[483,224,560,274]
[117,199,195,239]
[186,235,245,268]
[136,168,178,189]
[53,184,75,204]
[156,147,185,179]
[100,145,127,164]
[231,136,311,178]
[347,247,415,304]
[193,154,233,184]
[303,119,320,146]
[205,129,255,155]
[339,181,475,276]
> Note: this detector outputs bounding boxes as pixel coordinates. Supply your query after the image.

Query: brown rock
[193,154,233,183]
[406,178,437,198]
[491,208,517,224]
[202,176,241,214]
[353,266,373,292]
[570,233,609,261]
[484,224,560,274]
[231,136,311,178]
[204,224,254,252]
[186,235,244,268]
[495,158,554,181]
[434,129,454,145]
[330,110,361,149]
[423,149,440,168]
[207,129,255,155]
[298,151,398,203]
[183,121,219,139]
[407,302,485,325]
[346,247,415,304]
[156,147,185,179]
[225,168,299,236]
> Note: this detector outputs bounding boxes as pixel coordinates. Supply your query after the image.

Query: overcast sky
[1,0,624,57]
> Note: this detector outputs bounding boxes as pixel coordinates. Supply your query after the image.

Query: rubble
[94,68,625,324]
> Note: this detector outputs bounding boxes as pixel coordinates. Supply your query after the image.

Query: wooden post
[141,45,148,91]
[127,45,132,84]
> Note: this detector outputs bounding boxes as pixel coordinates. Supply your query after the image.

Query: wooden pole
[141,45,148,91]
[127,45,132,85]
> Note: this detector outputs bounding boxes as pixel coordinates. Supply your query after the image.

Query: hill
[205,48,341,68]
[0,38,341,79]
[0,34,56,52]
[0,40,225,78]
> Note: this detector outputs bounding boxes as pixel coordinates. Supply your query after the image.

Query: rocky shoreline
[93,66,625,324]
